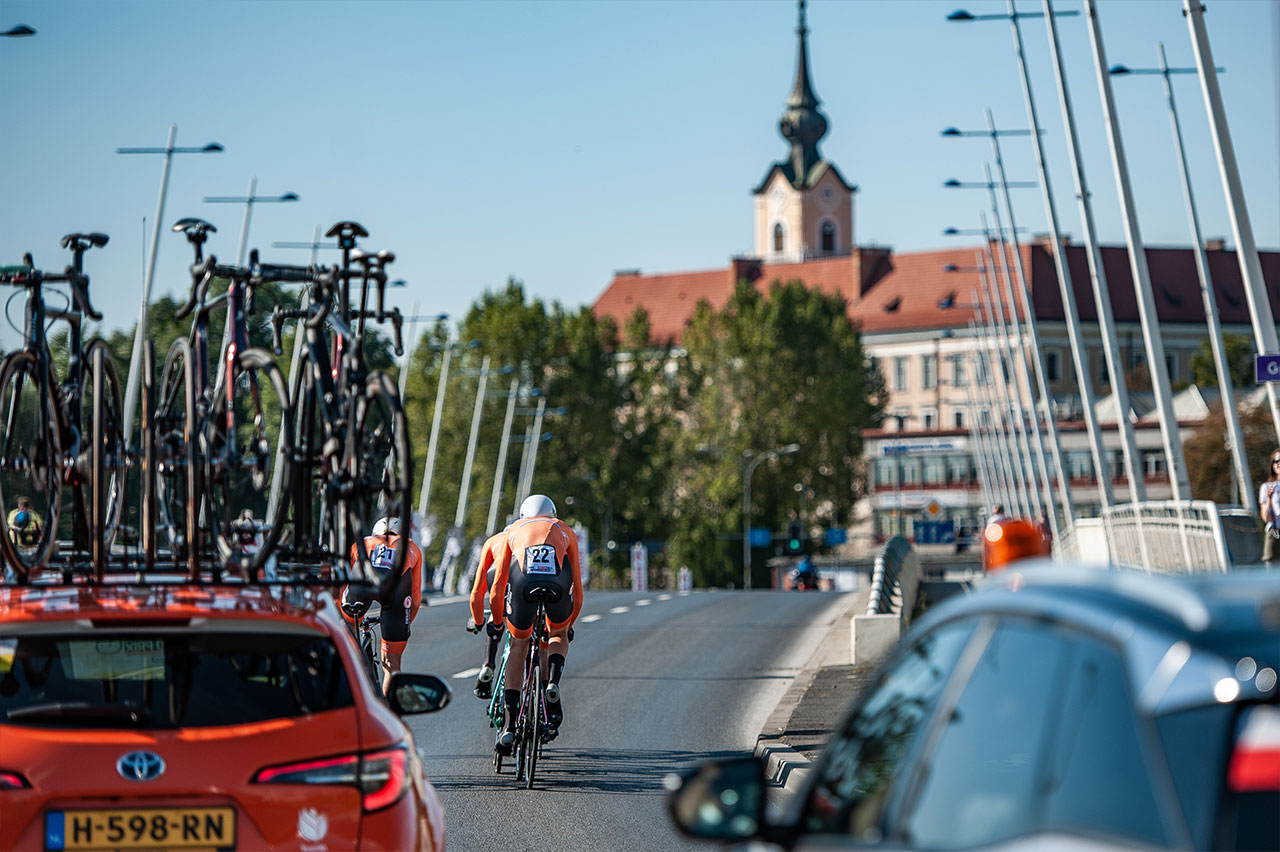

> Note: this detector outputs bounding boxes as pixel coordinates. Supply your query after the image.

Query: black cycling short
[506,554,574,637]
[341,568,416,644]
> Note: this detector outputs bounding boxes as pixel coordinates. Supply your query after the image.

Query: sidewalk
[754,587,873,803]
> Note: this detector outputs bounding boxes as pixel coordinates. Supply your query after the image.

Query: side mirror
[386,673,451,715]
[666,755,766,841]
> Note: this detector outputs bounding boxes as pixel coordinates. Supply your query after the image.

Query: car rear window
[0,631,353,728]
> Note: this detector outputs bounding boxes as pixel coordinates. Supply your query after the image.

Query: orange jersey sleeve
[408,541,423,620]
[469,531,505,625]
[563,522,584,628]
[487,532,515,629]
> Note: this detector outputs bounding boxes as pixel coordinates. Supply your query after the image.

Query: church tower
[753,0,857,262]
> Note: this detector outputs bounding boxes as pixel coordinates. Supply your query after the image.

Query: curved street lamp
[742,443,800,590]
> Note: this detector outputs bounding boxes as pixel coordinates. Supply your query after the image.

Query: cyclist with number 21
[340,516,424,694]
[481,495,582,756]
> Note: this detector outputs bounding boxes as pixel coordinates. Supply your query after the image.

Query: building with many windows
[591,0,1280,552]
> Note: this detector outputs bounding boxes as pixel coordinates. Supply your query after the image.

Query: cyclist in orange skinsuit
[340,517,424,694]
[488,494,582,754]
[465,527,510,699]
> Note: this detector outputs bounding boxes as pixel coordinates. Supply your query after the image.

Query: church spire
[779,0,829,186]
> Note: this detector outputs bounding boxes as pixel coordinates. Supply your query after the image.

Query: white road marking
[452,667,481,679]
[609,606,630,614]
[580,614,602,623]
[658,594,672,600]
[636,599,651,606]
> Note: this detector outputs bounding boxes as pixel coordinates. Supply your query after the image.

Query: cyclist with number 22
[341,516,424,694]
[480,495,582,755]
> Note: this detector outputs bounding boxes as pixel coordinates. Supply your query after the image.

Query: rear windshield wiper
[7,701,150,726]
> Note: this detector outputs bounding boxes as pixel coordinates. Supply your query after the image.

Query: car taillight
[0,770,29,790]
[1228,705,1280,792]
[253,744,408,812]
[360,746,408,812]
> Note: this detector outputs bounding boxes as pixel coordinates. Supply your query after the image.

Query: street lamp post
[117,125,223,445]
[414,337,481,518]
[204,177,299,389]
[1109,50,1253,510]
[742,443,800,590]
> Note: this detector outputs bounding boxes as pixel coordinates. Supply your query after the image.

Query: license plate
[45,807,235,851]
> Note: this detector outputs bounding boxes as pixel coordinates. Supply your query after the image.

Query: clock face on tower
[771,184,788,210]
[820,185,837,211]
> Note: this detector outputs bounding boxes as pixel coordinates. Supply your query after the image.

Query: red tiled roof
[592,242,1280,346]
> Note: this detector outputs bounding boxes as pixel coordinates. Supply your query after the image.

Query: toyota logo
[116,751,165,782]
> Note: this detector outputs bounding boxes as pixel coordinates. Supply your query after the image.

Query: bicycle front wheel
[0,351,62,576]
[155,340,199,574]
[345,372,411,588]
[85,340,125,572]
[203,347,293,577]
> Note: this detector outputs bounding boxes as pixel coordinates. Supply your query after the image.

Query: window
[773,223,784,253]
[900,458,921,485]
[950,354,967,387]
[0,632,354,728]
[922,354,937,390]
[800,619,977,841]
[892,409,911,431]
[952,408,965,430]
[1143,451,1166,477]
[923,456,945,484]
[904,620,1069,847]
[921,408,937,431]
[821,220,836,253]
[903,619,1169,849]
[1045,349,1062,382]
[1068,452,1093,480]
[947,456,972,483]
[894,357,908,391]
[875,459,896,486]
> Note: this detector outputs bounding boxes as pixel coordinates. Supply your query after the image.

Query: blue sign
[913,520,956,544]
[748,528,773,547]
[1256,354,1280,383]
[824,528,848,546]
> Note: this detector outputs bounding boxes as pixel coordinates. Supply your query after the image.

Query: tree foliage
[1183,400,1278,504]
[1190,333,1255,390]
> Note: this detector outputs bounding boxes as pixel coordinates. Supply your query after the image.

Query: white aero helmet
[519,494,557,519]
[372,516,402,536]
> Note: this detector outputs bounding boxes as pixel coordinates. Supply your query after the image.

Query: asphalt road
[399,588,853,852]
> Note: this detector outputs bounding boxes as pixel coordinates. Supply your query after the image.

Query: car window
[1041,633,1171,847]
[904,619,1172,849]
[903,619,1069,848]
[0,631,353,728]
[1154,704,1234,849]
[800,618,976,842]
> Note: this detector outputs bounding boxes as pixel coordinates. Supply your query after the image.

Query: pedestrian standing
[1260,450,1280,566]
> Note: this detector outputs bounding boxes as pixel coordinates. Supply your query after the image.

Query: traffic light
[786,521,803,553]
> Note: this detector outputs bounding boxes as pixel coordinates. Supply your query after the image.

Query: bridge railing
[1055,500,1262,573]
[854,535,921,664]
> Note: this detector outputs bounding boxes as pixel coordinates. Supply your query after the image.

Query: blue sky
[0,0,1276,354]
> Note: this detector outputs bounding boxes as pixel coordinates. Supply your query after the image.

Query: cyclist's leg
[543,590,574,733]
[474,566,500,699]
[379,568,415,694]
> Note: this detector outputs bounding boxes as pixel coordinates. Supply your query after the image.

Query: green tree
[1190,333,1255,389]
[668,279,883,587]
[1184,400,1278,504]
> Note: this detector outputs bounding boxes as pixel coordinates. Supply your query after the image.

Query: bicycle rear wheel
[362,623,382,691]
[0,351,62,577]
[85,340,125,574]
[155,340,199,576]
[204,347,293,577]
[525,664,543,789]
[345,372,411,590]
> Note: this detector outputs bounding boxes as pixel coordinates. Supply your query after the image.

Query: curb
[754,591,866,804]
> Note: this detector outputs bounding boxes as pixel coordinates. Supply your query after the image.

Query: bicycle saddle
[325,221,368,249]
[173,217,217,244]
[522,584,563,605]
[59,233,109,251]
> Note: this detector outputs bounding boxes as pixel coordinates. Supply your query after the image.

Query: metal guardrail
[1056,500,1263,573]
[867,535,920,615]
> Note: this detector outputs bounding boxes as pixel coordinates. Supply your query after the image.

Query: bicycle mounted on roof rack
[146,218,294,584]
[0,233,124,583]
[264,221,412,592]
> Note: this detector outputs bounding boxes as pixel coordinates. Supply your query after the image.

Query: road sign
[923,499,944,521]
[1256,354,1280,383]
[914,520,955,544]
[824,527,848,546]
[748,527,773,547]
